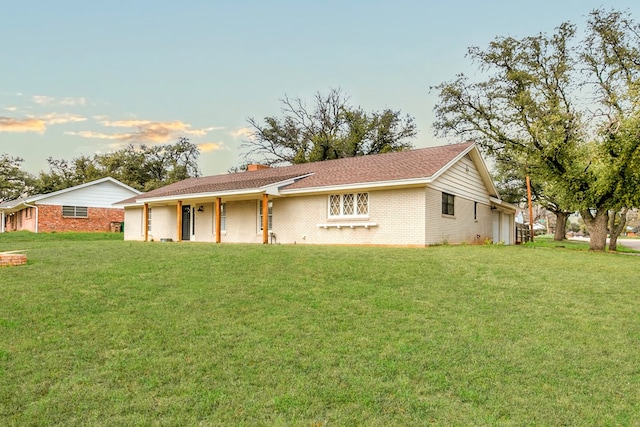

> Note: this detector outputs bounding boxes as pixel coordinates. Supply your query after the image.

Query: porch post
[215,198,221,244]
[1,211,4,233]
[143,203,149,242]
[262,194,269,244]
[176,201,182,242]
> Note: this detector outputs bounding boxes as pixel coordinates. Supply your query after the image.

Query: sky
[2,1,639,177]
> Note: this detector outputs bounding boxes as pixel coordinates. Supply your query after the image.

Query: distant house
[0,177,141,233]
[116,142,516,246]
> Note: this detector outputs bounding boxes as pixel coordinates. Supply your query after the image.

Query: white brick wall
[425,187,493,245]
[271,188,427,246]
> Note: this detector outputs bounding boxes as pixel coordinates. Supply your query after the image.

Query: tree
[242,88,417,166]
[32,137,201,193]
[492,154,572,241]
[0,154,34,202]
[432,9,640,251]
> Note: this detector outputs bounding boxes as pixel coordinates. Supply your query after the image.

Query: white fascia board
[0,200,29,212]
[489,196,518,213]
[261,173,315,196]
[429,143,500,199]
[428,143,476,183]
[136,188,264,204]
[27,177,141,203]
[467,146,500,198]
[280,177,432,195]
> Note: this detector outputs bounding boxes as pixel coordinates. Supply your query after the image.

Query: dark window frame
[442,193,455,216]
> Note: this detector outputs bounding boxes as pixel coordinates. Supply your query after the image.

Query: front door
[182,205,191,241]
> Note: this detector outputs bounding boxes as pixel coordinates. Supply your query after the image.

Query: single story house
[0,177,141,233]
[116,142,516,246]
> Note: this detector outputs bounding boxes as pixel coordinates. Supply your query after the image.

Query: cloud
[32,95,86,106]
[40,113,87,125]
[0,117,46,133]
[65,130,123,140]
[230,127,254,140]
[69,119,221,143]
[32,95,55,105]
[4,107,17,112]
[59,97,87,106]
[198,142,224,153]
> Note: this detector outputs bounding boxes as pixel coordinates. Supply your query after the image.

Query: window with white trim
[328,193,369,218]
[147,208,152,232]
[259,200,273,231]
[62,205,88,218]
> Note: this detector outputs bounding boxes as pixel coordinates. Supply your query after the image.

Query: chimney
[247,164,270,171]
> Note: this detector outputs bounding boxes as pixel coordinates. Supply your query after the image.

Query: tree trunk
[581,208,609,251]
[554,211,568,241]
[608,208,629,252]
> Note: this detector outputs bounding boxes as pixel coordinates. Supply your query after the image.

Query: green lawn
[1,233,639,426]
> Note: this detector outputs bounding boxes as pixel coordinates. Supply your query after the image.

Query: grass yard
[1,232,639,426]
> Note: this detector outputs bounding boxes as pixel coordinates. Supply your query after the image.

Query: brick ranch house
[116,142,516,246]
[0,177,141,233]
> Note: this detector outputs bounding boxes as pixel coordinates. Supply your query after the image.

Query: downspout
[23,202,39,233]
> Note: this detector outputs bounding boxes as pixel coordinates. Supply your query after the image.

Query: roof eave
[133,188,266,205]
[280,177,433,195]
[490,196,518,213]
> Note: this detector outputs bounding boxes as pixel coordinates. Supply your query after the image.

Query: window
[442,193,455,216]
[62,205,88,218]
[259,200,273,231]
[474,201,478,220]
[328,193,369,217]
[220,203,226,231]
[147,208,152,232]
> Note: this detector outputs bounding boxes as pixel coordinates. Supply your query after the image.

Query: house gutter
[489,197,518,213]
[22,202,39,233]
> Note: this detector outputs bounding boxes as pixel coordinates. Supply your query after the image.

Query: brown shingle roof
[128,142,474,203]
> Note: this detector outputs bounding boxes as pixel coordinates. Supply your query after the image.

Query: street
[570,236,640,251]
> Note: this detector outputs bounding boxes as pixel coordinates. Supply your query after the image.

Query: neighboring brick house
[0,177,141,233]
[116,142,517,246]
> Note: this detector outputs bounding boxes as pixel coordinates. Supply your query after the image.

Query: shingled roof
[120,141,481,204]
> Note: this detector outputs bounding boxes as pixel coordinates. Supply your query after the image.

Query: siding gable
[39,181,137,208]
[428,154,489,202]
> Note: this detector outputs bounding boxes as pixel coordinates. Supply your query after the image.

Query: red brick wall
[0,253,27,266]
[37,205,124,232]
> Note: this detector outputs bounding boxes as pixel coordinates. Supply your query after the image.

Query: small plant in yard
[1,232,639,425]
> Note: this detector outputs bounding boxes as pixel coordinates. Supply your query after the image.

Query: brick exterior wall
[36,204,124,232]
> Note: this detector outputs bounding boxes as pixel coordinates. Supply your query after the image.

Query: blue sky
[2,1,639,176]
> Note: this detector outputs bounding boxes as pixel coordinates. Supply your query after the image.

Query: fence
[515,224,532,244]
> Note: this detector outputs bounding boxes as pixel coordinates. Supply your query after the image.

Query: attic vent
[62,206,88,218]
[247,164,270,171]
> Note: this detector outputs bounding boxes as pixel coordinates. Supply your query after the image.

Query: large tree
[432,8,640,251]
[241,88,417,166]
[33,137,201,193]
[0,154,34,202]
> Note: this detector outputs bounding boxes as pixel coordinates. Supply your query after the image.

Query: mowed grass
[1,233,639,426]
